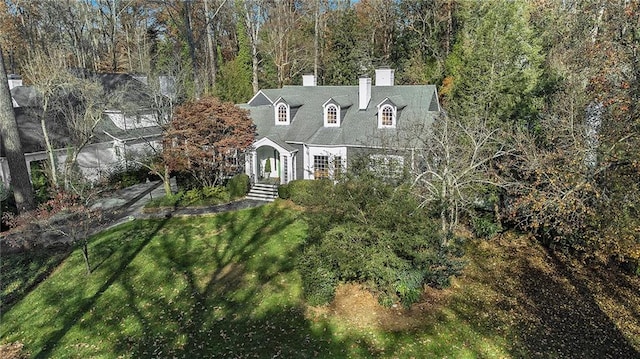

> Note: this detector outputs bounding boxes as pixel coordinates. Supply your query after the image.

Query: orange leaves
[163,96,256,187]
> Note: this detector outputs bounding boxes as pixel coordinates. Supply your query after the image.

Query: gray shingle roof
[241,84,439,149]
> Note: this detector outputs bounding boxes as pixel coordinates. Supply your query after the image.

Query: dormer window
[326,105,338,125]
[377,103,397,128]
[275,102,290,125]
[381,106,394,126]
[323,100,343,127]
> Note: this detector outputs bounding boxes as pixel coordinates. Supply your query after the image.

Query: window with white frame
[379,105,395,128]
[325,104,338,126]
[276,103,289,125]
[313,155,329,179]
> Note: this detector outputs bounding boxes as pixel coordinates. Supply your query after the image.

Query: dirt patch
[0,342,28,359]
[308,283,453,332]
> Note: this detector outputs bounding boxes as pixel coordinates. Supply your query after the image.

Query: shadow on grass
[0,246,72,313]
[513,250,639,359]
[104,204,356,358]
[33,218,170,359]
[451,238,640,359]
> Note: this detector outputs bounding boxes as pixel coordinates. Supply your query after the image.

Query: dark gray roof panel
[242,84,439,148]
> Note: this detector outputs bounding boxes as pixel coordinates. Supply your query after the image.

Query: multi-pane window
[381,105,394,126]
[326,105,337,124]
[313,155,329,179]
[283,156,289,183]
[332,156,342,179]
[277,104,288,123]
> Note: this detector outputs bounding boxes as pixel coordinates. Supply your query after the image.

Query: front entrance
[257,146,280,183]
[247,138,296,185]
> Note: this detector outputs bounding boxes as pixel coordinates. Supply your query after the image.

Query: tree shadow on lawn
[37,204,358,358]
[1,246,72,313]
[114,204,354,358]
[452,237,639,359]
[33,218,170,359]
[514,250,639,359]
[120,206,356,358]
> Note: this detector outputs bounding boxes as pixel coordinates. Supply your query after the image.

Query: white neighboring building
[0,73,169,184]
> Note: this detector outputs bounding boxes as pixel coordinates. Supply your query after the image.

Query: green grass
[10,203,636,358]
[0,203,514,358]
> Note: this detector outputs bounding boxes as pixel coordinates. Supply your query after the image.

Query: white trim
[247,90,273,105]
[274,100,290,125]
[304,146,347,180]
[323,103,340,127]
[253,137,296,155]
[377,103,396,128]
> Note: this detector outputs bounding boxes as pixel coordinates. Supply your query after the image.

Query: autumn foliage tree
[163,97,255,188]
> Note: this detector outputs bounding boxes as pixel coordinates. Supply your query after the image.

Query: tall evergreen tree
[324,7,365,85]
[444,0,543,129]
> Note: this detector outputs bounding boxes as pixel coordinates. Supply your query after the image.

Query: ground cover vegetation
[1,203,638,358]
[281,168,465,308]
[1,0,639,357]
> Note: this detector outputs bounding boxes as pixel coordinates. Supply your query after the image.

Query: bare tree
[243,0,266,93]
[411,114,507,242]
[22,49,106,192]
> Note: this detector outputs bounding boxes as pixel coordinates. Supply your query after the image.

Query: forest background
[0,0,638,266]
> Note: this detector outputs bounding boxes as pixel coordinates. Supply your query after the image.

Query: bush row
[291,173,465,307]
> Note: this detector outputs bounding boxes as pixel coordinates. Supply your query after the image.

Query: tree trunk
[81,240,91,275]
[0,46,35,212]
[40,107,59,188]
[204,0,218,92]
[182,0,201,98]
[163,165,172,196]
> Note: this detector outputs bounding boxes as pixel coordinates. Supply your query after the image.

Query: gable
[244,84,440,148]
[248,91,273,106]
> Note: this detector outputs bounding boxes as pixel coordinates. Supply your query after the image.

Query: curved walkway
[103,180,268,230]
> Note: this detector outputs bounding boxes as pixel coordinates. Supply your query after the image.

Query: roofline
[247,90,273,105]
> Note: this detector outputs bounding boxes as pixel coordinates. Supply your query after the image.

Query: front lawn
[2,202,638,358]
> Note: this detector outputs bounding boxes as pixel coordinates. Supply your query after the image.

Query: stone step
[246,183,278,202]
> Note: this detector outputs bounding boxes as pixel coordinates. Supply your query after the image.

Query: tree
[295,170,464,307]
[0,46,34,213]
[444,0,543,128]
[323,6,366,85]
[503,1,640,261]
[21,49,106,191]
[215,19,254,102]
[163,97,255,187]
[410,114,507,241]
[5,191,101,275]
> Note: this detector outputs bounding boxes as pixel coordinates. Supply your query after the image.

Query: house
[241,68,441,185]
[0,73,171,184]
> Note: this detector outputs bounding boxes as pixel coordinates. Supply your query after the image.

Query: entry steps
[246,183,278,202]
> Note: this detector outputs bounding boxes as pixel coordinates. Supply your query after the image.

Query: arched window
[277,104,288,123]
[381,105,394,127]
[326,105,337,124]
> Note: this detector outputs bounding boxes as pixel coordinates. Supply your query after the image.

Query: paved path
[103,180,268,229]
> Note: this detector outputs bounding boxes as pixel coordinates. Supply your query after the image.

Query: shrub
[296,173,465,307]
[288,179,332,206]
[227,173,250,198]
[471,214,502,239]
[203,186,230,203]
[277,183,290,199]
[297,245,338,306]
[145,191,184,208]
[107,165,149,188]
